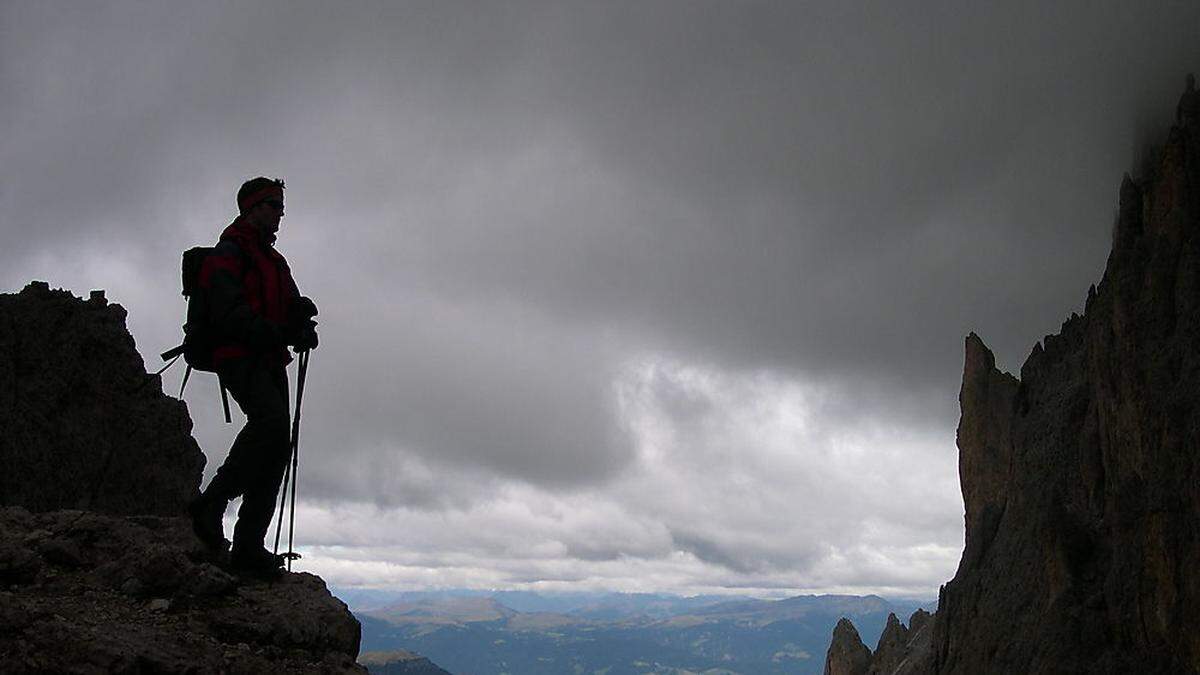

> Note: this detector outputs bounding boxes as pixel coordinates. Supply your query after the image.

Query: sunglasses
[261,199,284,210]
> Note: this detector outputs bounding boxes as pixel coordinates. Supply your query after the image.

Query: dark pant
[202,357,291,553]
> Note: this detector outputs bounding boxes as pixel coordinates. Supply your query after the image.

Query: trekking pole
[273,349,310,570]
[272,456,291,556]
[286,349,310,570]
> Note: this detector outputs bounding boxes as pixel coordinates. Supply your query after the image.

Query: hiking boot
[229,546,286,579]
[188,494,229,552]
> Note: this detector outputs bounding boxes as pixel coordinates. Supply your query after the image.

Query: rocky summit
[0,282,203,515]
[824,78,1200,674]
[0,283,363,673]
[824,617,872,675]
[822,610,931,675]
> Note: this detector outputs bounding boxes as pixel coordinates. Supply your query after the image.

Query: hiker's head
[237,177,286,244]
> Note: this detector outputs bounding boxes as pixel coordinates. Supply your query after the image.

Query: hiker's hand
[290,296,318,321]
[293,324,319,352]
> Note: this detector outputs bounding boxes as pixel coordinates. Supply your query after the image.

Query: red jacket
[198,217,300,367]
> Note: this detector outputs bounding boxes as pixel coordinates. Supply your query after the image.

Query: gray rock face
[0,282,364,672]
[868,613,910,675]
[891,611,935,675]
[906,609,931,638]
[825,617,872,675]
[823,80,1200,675]
[0,282,204,515]
[824,611,931,675]
[0,506,364,673]
[930,102,1200,675]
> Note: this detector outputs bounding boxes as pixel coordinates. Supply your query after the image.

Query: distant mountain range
[338,589,933,675]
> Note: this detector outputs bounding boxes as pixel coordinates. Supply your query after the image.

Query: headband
[238,184,284,213]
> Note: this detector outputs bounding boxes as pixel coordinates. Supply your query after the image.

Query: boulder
[0,282,204,515]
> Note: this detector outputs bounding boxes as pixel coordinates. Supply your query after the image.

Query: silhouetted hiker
[187,177,319,577]
[1178,73,1199,125]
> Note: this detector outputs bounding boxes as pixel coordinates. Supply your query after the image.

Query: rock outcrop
[0,283,363,672]
[0,507,362,672]
[824,617,873,675]
[931,82,1200,675]
[823,611,932,675]
[359,650,453,674]
[868,613,910,675]
[0,282,203,515]
[825,77,1200,674]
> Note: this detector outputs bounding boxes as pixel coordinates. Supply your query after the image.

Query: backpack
[178,246,220,372]
[159,245,238,422]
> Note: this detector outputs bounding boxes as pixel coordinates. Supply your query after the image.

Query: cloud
[3,1,1199,595]
[288,356,962,596]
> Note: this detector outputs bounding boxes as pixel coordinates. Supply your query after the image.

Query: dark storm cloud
[6,1,1198,383]
[4,1,1200,593]
[468,1,1200,385]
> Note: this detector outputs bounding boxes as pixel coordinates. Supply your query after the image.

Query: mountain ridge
[823,75,1200,675]
[357,591,930,674]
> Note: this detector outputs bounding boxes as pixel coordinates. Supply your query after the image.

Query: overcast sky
[3,1,1198,599]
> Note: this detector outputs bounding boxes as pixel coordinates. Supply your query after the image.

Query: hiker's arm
[203,245,284,350]
[282,270,319,350]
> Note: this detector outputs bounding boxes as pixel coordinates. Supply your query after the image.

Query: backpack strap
[174,362,231,424]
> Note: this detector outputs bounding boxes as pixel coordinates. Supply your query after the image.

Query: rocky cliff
[825,80,1200,674]
[824,618,872,675]
[823,611,931,675]
[0,282,203,515]
[0,283,364,673]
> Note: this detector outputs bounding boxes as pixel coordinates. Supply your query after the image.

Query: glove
[293,322,319,352]
[289,296,319,325]
[284,296,319,351]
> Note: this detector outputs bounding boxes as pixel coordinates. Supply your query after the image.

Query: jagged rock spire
[825,617,872,675]
[931,74,1200,673]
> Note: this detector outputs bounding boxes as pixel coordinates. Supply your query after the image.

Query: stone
[928,78,1200,674]
[187,563,237,597]
[37,538,84,567]
[906,608,931,637]
[0,283,205,516]
[0,281,364,672]
[825,617,871,675]
[826,609,933,675]
[0,592,31,631]
[0,506,364,673]
[868,613,910,675]
[0,541,43,585]
[822,75,1200,675]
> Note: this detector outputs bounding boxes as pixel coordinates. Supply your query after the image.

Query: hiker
[187,176,319,576]
[1178,73,1199,125]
